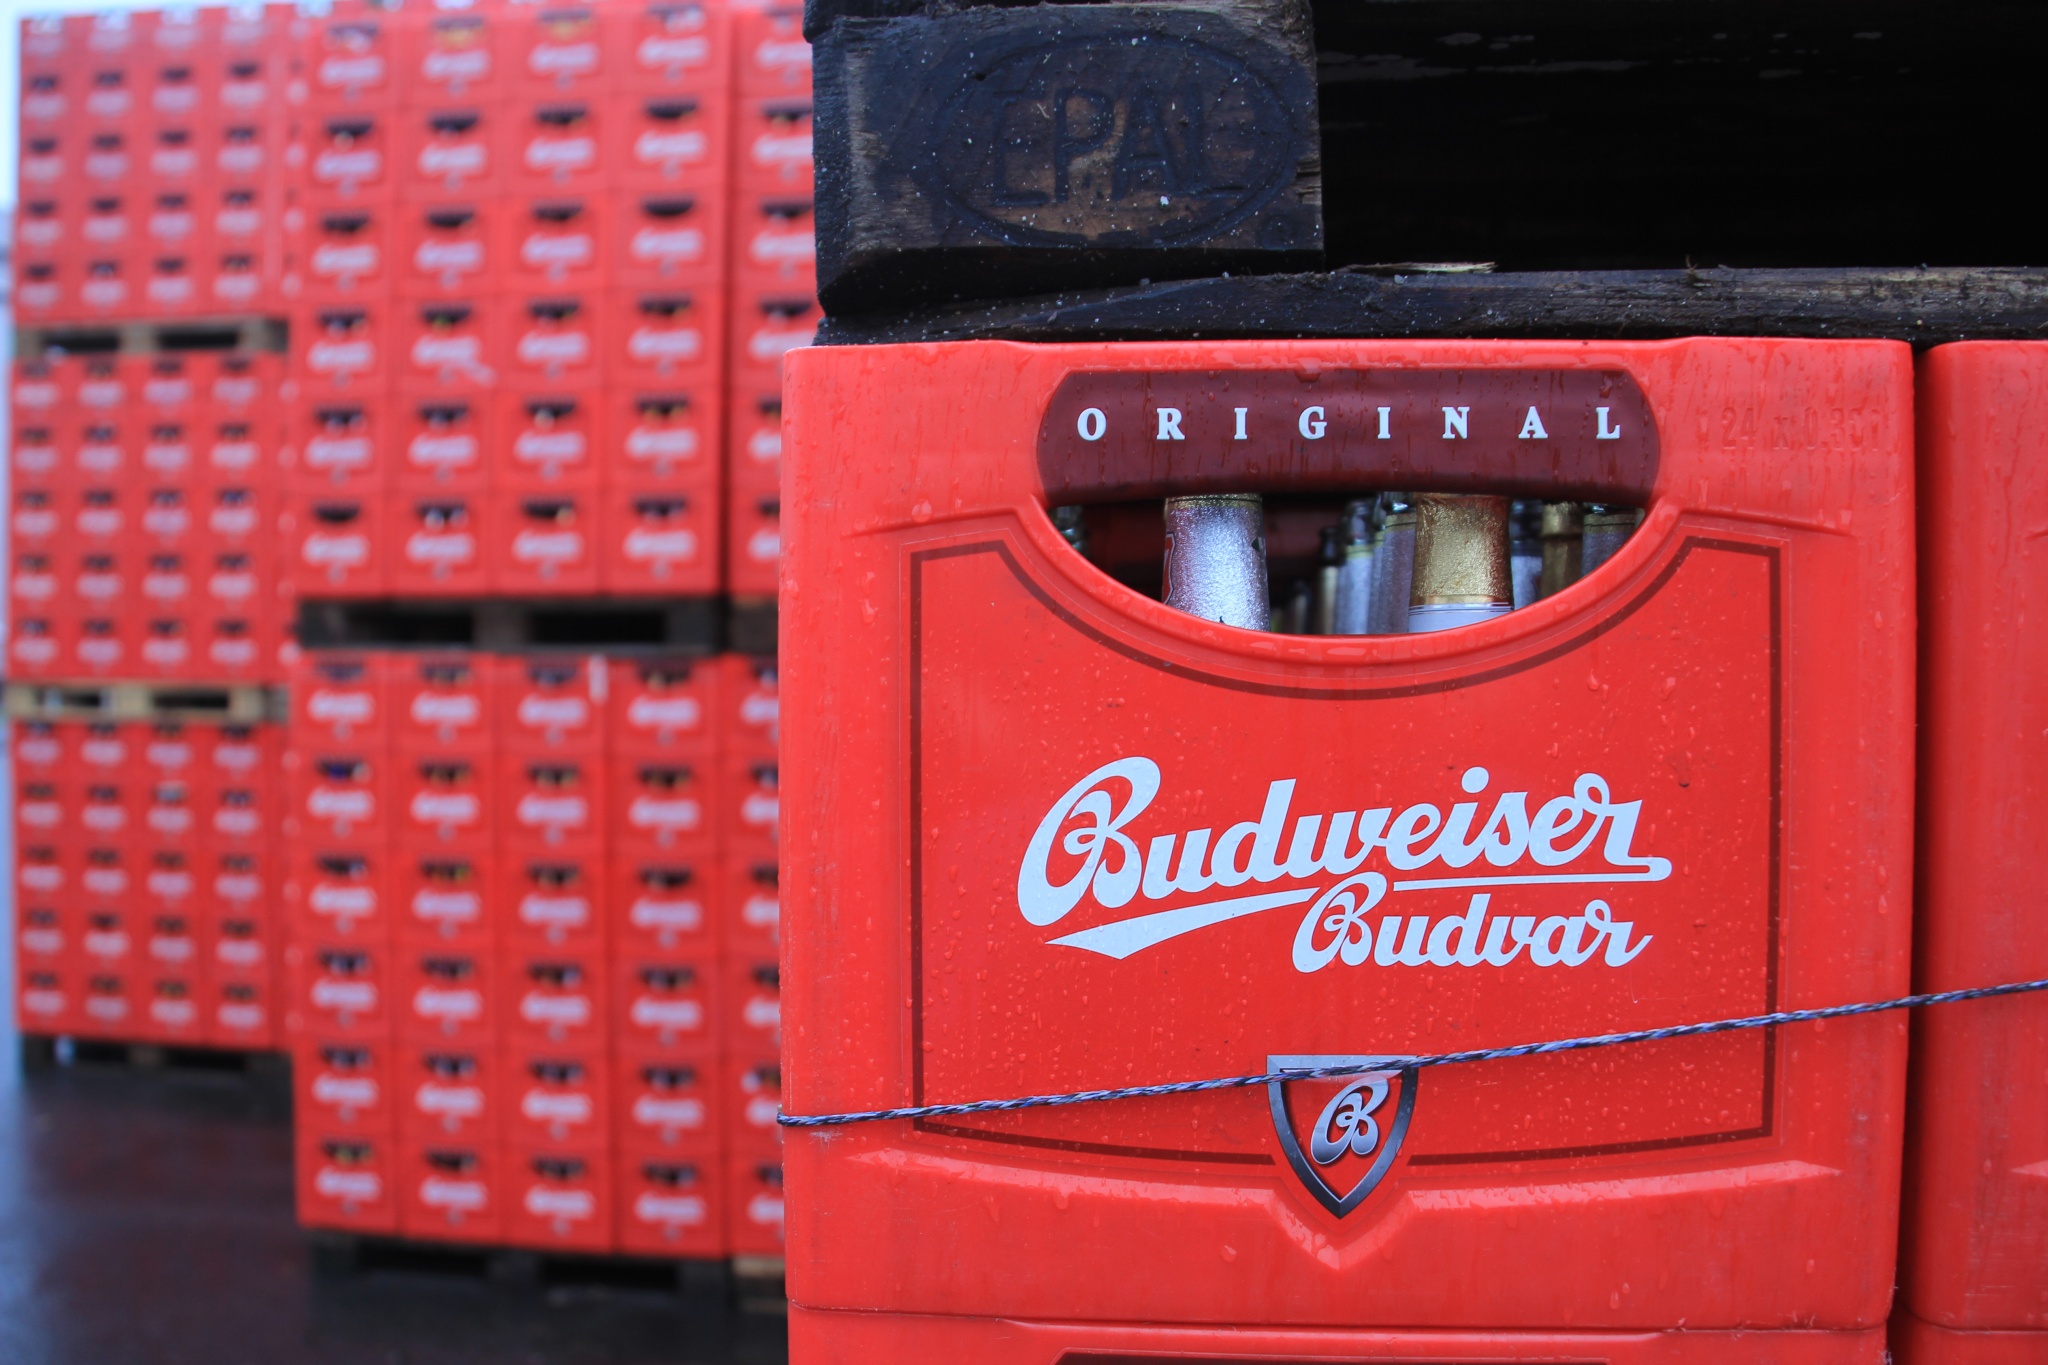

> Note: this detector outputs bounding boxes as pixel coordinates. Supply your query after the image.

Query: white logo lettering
[1019,761,1666,970]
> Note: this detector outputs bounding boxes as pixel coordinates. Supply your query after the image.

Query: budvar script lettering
[1016,758,1665,971]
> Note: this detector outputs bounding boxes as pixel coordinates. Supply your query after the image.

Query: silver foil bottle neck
[1162,494,1269,632]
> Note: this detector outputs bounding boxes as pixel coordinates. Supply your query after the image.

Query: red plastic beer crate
[396,200,497,299]
[604,289,726,383]
[16,967,77,1035]
[610,654,719,753]
[395,849,495,949]
[397,296,502,395]
[602,386,724,489]
[505,856,603,952]
[293,302,389,393]
[722,954,781,1055]
[294,653,391,746]
[395,654,494,754]
[733,193,816,290]
[395,945,497,1045]
[732,98,813,196]
[615,0,731,92]
[729,290,819,380]
[305,13,400,110]
[600,488,719,594]
[725,490,781,596]
[505,1049,611,1150]
[286,398,380,491]
[494,391,601,490]
[510,6,608,98]
[723,1156,785,1257]
[391,493,490,597]
[397,105,505,201]
[503,1146,613,1252]
[732,3,809,95]
[612,857,718,954]
[612,953,717,1055]
[720,654,781,752]
[617,1153,725,1257]
[397,1139,503,1245]
[610,754,714,856]
[509,98,606,196]
[501,948,609,1051]
[494,655,605,753]
[488,492,601,595]
[497,750,605,854]
[724,1054,784,1160]
[1896,342,2048,1364]
[284,495,389,598]
[210,974,278,1049]
[296,1129,398,1233]
[394,750,495,848]
[507,194,611,292]
[300,204,392,301]
[297,1038,394,1132]
[288,938,391,1039]
[779,338,1916,1361]
[610,91,730,189]
[615,1052,718,1151]
[305,110,395,203]
[397,394,492,491]
[613,193,723,287]
[399,11,502,103]
[507,294,604,388]
[397,1044,498,1142]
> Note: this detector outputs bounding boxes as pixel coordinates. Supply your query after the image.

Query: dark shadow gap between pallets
[306,1230,763,1305]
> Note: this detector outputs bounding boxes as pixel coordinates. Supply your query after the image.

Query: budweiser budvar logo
[1020,759,1664,971]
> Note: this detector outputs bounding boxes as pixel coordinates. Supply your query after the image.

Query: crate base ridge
[788,1306,1889,1363]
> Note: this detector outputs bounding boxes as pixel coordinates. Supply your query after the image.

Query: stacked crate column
[286,652,399,1233]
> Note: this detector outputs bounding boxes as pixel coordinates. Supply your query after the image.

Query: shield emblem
[1267,1055,1418,1217]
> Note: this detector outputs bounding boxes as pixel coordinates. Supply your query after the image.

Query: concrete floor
[0,1037,791,1365]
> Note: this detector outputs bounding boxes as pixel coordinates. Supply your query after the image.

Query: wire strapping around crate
[776,975,2048,1128]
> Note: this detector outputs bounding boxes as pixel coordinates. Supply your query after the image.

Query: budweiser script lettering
[1016,758,1666,971]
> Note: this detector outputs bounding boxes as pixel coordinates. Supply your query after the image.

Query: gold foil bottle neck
[1539,500,1585,599]
[1409,494,1512,607]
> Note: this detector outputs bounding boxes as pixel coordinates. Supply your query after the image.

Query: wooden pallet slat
[810,0,1324,314]
[4,679,283,725]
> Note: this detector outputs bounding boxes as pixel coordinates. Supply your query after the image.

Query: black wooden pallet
[14,315,286,358]
[818,266,2048,349]
[19,1033,287,1076]
[305,1230,778,1306]
[293,596,759,655]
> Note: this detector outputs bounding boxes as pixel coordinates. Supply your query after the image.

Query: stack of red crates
[13,6,293,322]
[11,717,286,1050]
[724,2,812,596]
[286,648,783,1258]
[281,0,734,598]
[8,351,291,684]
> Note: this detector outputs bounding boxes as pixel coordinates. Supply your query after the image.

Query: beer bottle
[1051,505,1088,556]
[1539,501,1585,598]
[1510,500,1543,608]
[1313,525,1343,635]
[1366,495,1416,634]
[1407,493,1513,633]
[1281,578,1313,635]
[1331,499,1375,634]
[1161,495,1269,631]
[1581,503,1639,576]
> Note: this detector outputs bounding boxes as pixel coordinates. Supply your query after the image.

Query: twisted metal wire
[778,975,2048,1129]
